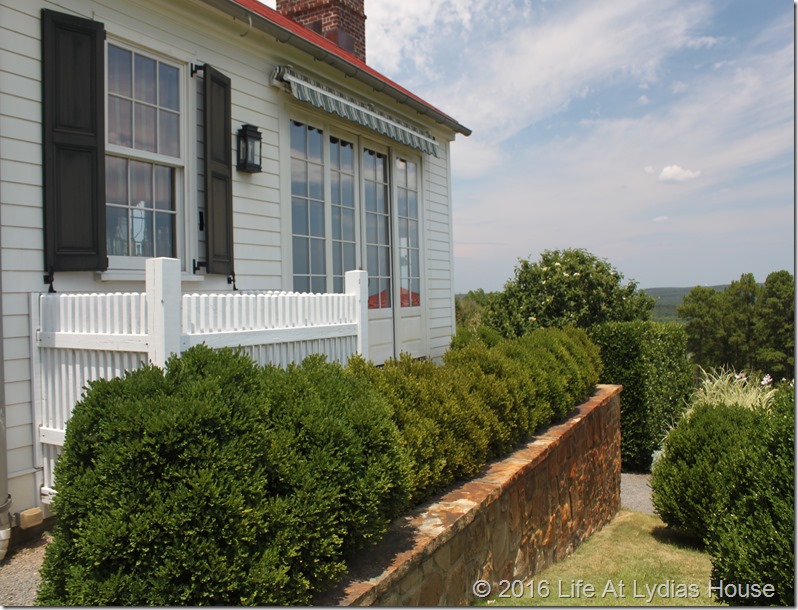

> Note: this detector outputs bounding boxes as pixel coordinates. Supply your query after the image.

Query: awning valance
[272,65,440,157]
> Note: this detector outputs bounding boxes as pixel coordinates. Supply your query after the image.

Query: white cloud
[638,94,650,105]
[659,165,702,182]
[653,215,670,223]
[644,165,656,174]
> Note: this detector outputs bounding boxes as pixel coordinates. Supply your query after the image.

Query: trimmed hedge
[37,347,409,606]
[356,326,602,502]
[38,327,602,605]
[589,321,693,471]
[651,384,794,606]
[707,386,795,606]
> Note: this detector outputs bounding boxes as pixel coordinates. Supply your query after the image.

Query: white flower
[555,262,561,267]
[573,272,580,277]
[761,374,773,386]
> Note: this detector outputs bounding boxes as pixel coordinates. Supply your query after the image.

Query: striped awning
[272,65,440,157]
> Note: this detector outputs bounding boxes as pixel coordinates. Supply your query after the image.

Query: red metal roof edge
[226,0,471,136]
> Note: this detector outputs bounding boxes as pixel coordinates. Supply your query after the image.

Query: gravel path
[0,532,50,607]
[0,474,655,605]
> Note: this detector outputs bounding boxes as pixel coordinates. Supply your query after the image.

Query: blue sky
[265,0,795,292]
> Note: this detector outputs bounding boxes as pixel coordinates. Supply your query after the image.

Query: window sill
[96,270,206,283]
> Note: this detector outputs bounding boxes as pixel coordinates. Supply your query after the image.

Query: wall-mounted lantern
[237,124,262,173]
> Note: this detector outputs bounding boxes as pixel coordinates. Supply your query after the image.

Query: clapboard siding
[1,0,462,514]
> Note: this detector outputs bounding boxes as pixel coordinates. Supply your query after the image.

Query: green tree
[678,270,794,378]
[722,273,759,371]
[753,270,794,379]
[677,286,724,368]
[483,249,654,338]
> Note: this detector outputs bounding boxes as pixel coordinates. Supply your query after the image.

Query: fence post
[345,270,369,360]
[146,258,181,367]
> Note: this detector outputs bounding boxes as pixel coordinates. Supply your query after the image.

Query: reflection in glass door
[363,149,391,309]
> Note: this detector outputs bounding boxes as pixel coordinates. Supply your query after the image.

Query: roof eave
[197,0,472,137]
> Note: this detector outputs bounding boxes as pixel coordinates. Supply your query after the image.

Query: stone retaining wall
[318,384,622,606]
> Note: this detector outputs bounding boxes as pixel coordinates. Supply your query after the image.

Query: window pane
[380,278,391,308]
[130,161,152,208]
[134,103,157,152]
[407,161,417,187]
[408,191,418,219]
[330,172,340,205]
[159,63,179,110]
[366,214,377,244]
[375,153,386,182]
[333,277,343,294]
[311,275,326,294]
[367,246,378,277]
[309,202,324,237]
[340,141,353,172]
[341,174,354,206]
[411,250,420,277]
[130,205,153,257]
[363,149,375,181]
[106,156,128,205]
[294,275,310,293]
[308,126,323,162]
[364,181,376,212]
[331,206,341,240]
[411,278,421,307]
[108,45,132,96]
[395,158,406,185]
[343,243,356,272]
[333,242,342,276]
[293,236,309,275]
[342,208,355,242]
[106,206,128,256]
[290,121,306,156]
[408,219,419,248]
[159,110,179,157]
[376,184,387,213]
[308,163,323,201]
[134,54,157,104]
[398,189,407,218]
[378,215,389,245]
[378,246,390,277]
[292,198,308,235]
[154,166,174,210]
[155,211,174,257]
[108,96,132,147]
[291,159,308,197]
[399,218,408,244]
[310,237,325,275]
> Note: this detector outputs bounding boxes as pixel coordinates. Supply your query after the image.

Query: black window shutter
[42,9,106,272]
[203,65,234,276]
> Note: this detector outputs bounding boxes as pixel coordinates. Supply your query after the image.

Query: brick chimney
[276,0,367,62]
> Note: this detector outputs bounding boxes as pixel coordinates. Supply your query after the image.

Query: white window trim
[102,36,195,275]
[280,106,425,297]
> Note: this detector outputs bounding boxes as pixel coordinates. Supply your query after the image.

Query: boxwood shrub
[38,327,603,605]
[589,321,693,471]
[37,346,409,606]
[651,382,794,606]
[706,385,794,606]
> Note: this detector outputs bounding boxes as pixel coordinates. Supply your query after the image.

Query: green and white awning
[273,65,439,157]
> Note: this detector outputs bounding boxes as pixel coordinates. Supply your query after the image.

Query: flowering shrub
[483,249,654,338]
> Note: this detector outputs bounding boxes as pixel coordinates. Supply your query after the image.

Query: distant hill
[642,285,730,323]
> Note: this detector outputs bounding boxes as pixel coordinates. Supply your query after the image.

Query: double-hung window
[105,42,182,268]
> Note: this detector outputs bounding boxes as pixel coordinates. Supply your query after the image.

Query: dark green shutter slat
[42,9,106,272]
[204,65,234,276]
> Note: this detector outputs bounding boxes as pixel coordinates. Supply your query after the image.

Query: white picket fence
[30,258,368,503]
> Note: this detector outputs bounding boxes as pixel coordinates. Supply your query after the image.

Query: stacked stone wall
[319,384,622,606]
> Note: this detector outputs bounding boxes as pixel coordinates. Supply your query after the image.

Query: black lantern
[237,124,262,172]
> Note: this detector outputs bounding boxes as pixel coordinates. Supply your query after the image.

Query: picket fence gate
[30,258,368,503]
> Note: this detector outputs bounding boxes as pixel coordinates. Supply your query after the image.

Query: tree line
[457,249,794,379]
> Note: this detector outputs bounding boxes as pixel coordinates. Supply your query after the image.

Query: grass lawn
[477,510,724,606]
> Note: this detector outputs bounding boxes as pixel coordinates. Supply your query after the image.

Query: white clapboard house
[0,0,469,533]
